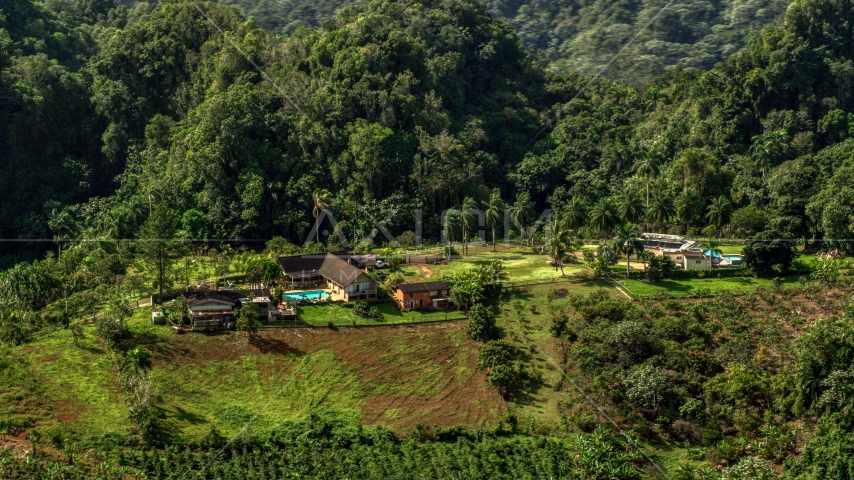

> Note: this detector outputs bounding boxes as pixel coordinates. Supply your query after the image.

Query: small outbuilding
[392,281,450,310]
[185,291,242,331]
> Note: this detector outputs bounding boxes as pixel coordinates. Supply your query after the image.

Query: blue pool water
[281,290,330,301]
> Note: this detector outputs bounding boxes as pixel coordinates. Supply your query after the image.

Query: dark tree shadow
[248,334,305,355]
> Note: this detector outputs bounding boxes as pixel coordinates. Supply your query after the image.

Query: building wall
[683,257,711,269]
[344,273,376,294]
[394,289,448,309]
[662,252,684,264]
[189,302,234,312]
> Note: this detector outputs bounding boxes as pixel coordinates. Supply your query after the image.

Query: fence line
[258,316,469,330]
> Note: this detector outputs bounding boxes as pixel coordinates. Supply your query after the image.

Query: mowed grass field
[621,274,804,297]
[418,249,586,283]
[12,307,503,441]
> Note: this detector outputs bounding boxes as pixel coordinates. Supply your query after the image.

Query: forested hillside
[211,0,790,83]
[5,0,854,477]
[3,0,852,262]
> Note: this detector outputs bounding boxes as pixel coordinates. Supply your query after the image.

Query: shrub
[720,456,775,480]
[353,301,383,320]
[742,230,798,277]
[606,321,651,367]
[477,340,514,369]
[622,366,671,411]
[466,304,500,342]
[236,301,261,332]
[704,364,769,429]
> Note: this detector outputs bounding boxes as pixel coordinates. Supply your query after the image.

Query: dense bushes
[0,413,644,479]
[352,301,383,320]
[466,304,500,342]
[743,231,800,277]
[559,284,854,474]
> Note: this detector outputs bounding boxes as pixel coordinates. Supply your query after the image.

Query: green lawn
[716,243,744,254]
[423,249,584,283]
[621,275,803,297]
[295,301,462,326]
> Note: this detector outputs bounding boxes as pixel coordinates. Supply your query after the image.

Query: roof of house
[394,281,449,293]
[683,253,707,259]
[277,252,370,287]
[318,253,368,287]
[334,252,376,269]
[186,290,242,308]
[644,240,686,250]
[276,254,326,277]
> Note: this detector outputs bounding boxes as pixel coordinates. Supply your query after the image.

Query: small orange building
[392,281,450,310]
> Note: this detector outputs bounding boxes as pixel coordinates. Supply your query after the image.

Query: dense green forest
[3,0,854,265]
[210,0,791,83]
[4,0,854,477]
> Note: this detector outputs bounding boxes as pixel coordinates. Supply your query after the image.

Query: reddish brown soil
[149,322,505,431]
[53,399,82,423]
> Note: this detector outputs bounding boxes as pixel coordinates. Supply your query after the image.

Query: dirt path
[406,264,436,281]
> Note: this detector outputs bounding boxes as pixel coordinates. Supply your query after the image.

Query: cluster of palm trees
[579,191,732,239]
[630,150,734,237]
[544,218,644,278]
[443,188,538,255]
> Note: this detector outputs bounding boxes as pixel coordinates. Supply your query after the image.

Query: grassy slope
[498,281,619,428]
[13,307,498,441]
[296,302,460,326]
[17,328,130,435]
[10,247,825,451]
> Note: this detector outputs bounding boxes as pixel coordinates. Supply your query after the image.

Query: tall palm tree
[674,188,702,235]
[546,218,582,276]
[608,134,632,172]
[616,190,645,225]
[705,195,733,240]
[647,190,674,232]
[311,188,334,244]
[613,223,644,278]
[589,199,618,237]
[563,197,588,230]
[443,208,462,257]
[633,150,662,205]
[749,130,789,180]
[510,192,536,246]
[460,196,479,255]
[484,188,506,252]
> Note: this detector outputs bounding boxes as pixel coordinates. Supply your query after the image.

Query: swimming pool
[281,290,330,301]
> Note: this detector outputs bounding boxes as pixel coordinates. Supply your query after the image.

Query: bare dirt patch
[0,435,32,459]
[54,399,82,423]
[407,264,436,281]
[154,322,505,431]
